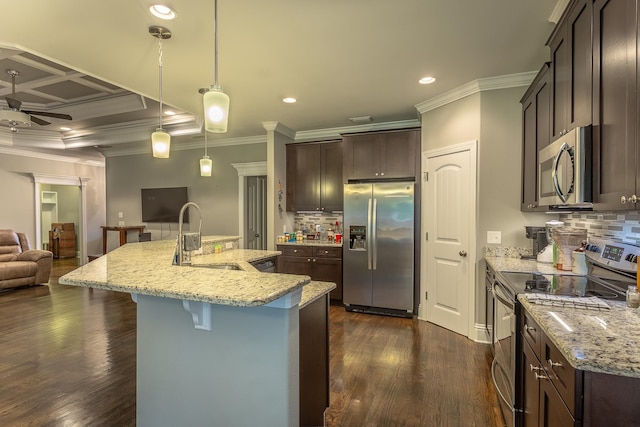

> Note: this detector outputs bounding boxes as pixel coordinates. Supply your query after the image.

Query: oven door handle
[491,357,515,413]
[493,281,514,310]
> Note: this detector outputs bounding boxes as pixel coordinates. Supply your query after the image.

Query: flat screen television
[141,187,189,223]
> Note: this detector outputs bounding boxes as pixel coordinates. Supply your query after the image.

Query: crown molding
[549,0,570,24]
[103,134,268,157]
[294,119,421,142]
[415,71,538,114]
[262,121,296,139]
[0,145,105,166]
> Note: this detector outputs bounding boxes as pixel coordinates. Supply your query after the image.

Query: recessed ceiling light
[150,5,176,20]
[419,76,436,85]
[283,97,297,104]
[60,127,71,131]
[164,110,176,116]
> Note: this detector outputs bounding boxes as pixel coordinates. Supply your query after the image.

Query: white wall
[420,86,552,325]
[0,148,106,255]
[105,143,266,252]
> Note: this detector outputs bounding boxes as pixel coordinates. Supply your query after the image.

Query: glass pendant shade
[203,86,230,133]
[152,128,171,158]
[200,155,213,176]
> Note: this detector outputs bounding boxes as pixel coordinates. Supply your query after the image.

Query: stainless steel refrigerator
[343,182,414,315]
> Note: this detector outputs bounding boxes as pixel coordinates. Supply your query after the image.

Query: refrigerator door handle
[372,198,377,270]
[367,198,373,270]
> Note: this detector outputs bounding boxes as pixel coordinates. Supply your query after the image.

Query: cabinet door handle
[530,363,544,372]
[324,250,328,254]
[375,172,379,176]
[380,172,384,176]
[524,324,536,333]
[547,358,563,368]
[313,258,316,262]
[534,372,549,381]
[307,258,311,262]
[293,249,298,253]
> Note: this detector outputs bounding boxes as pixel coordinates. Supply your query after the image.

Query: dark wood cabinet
[521,63,551,211]
[592,0,639,210]
[286,141,343,212]
[548,0,592,142]
[520,305,640,427]
[277,245,343,301]
[343,128,420,181]
[520,309,579,427]
[299,293,329,426]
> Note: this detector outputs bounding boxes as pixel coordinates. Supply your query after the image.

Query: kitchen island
[60,238,334,427]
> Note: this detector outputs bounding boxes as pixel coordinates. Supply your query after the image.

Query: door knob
[459,250,467,257]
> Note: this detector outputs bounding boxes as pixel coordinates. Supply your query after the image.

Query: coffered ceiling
[0,0,563,157]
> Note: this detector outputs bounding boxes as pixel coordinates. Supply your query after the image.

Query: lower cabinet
[299,293,330,426]
[520,306,640,427]
[277,245,343,301]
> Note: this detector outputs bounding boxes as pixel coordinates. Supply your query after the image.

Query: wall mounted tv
[141,187,189,223]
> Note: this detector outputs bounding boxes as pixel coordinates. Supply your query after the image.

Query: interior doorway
[32,173,89,265]
[232,162,267,249]
[245,176,267,249]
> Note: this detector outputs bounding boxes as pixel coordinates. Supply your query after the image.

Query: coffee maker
[523,226,547,260]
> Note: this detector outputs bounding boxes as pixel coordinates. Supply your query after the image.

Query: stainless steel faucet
[175,202,202,266]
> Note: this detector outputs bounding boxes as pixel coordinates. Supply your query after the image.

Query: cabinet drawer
[312,246,342,259]
[542,334,582,418]
[278,245,313,257]
[522,309,542,358]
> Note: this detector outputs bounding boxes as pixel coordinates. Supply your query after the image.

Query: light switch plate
[487,231,501,244]
[118,212,123,218]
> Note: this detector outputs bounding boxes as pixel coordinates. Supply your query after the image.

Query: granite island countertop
[60,239,316,307]
[518,295,640,378]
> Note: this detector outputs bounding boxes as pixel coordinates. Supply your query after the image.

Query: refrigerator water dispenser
[349,226,367,250]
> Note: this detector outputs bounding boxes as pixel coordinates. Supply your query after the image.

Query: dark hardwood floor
[0,260,504,426]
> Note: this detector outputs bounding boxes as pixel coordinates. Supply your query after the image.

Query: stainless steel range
[489,237,638,427]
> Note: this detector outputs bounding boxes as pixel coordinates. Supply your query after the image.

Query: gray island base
[59,237,334,427]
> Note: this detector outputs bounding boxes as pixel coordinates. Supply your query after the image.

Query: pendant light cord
[214,0,219,87]
[204,130,208,156]
[158,38,164,129]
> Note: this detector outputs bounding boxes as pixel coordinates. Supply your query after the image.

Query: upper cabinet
[592,0,639,210]
[343,128,420,181]
[548,0,593,141]
[521,63,551,212]
[286,141,343,212]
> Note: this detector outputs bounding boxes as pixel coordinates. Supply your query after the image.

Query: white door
[422,141,476,337]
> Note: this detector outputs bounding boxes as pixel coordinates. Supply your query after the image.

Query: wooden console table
[101,225,146,254]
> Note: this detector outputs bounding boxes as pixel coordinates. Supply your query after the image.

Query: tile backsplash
[292,212,344,234]
[560,211,640,246]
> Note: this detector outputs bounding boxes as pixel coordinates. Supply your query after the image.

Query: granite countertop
[518,296,640,378]
[300,281,336,309]
[485,255,640,378]
[60,240,315,308]
[277,241,343,247]
[485,256,583,276]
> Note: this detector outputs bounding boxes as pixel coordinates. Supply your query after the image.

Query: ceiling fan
[0,69,72,133]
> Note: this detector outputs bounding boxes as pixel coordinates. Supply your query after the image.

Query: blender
[537,220,564,263]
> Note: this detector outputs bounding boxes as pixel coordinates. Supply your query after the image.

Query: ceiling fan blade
[22,110,72,120]
[30,116,51,126]
[6,97,22,110]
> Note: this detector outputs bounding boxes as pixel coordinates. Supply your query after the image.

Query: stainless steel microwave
[538,126,592,208]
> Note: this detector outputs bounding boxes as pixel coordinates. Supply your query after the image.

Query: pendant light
[200,130,213,176]
[150,26,172,158]
[202,0,230,133]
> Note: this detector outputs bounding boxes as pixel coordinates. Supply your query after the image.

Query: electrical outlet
[487,231,501,244]
[118,212,124,218]
[118,220,125,227]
